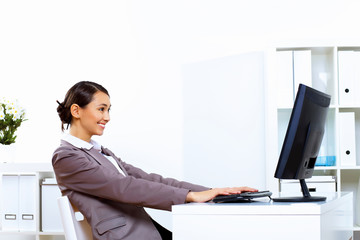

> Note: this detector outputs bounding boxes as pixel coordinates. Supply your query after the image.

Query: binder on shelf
[1,174,19,231]
[356,51,360,104]
[356,176,360,226]
[338,50,360,105]
[18,175,36,231]
[276,50,294,107]
[293,50,312,95]
[41,178,63,232]
[315,156,336,167]
[1,173,37,232]
[339,112,357,166]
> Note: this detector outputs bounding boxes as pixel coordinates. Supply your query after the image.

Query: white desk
[172,192,353,240]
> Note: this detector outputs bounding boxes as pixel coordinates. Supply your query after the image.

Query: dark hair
[56,81,109,131]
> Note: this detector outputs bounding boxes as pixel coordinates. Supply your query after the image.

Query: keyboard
[212,190,272,203]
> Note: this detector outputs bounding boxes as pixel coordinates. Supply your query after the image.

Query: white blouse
[61,134,126,176]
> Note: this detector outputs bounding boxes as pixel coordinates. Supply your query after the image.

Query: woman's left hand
[186,186,258,203]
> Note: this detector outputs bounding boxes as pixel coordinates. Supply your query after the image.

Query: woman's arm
[106,148,258,203]
[120,160,209,192]
[104,147,209,192]
[53,146,190,211]
[118,160,258,203]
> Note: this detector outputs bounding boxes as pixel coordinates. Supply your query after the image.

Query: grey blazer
[52,140,209,240]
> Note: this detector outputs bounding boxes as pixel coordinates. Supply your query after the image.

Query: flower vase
[0,144,16,163]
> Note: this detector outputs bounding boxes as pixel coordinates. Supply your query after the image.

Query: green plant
[0,98,26,145]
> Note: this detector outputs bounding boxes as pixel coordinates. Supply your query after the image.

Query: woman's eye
[99,108,104,112]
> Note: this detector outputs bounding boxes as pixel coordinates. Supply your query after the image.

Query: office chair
[57,196,93,240]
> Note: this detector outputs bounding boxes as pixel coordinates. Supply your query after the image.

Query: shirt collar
[62,134,102,152]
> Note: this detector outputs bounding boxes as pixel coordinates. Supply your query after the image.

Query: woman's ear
[70,104,81,119]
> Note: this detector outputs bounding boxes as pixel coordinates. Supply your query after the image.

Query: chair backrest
[57,196,93,240]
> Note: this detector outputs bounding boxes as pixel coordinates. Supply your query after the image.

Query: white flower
[5,102,14,111]
[0,97,6,105]
[8,108,14,115]
[12,107,18,114]
[0,98,26,120]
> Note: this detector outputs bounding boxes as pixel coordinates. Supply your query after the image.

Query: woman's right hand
[186,186,258,203]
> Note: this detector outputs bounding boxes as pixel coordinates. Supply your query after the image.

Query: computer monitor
[273,84,331,202]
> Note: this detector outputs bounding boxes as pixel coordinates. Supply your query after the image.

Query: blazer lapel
[82,147,121,174]
[101,147,129,176]
[61,139,128,176]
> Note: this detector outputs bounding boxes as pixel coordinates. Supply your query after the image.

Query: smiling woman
[52,81,257,240]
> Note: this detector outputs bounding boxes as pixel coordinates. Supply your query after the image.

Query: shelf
[38,232,64,236]
[315,166,360,170]
[338,46,360,51]
[0,162,53,172]
[276,46,335,53]
[277,106,293,110]
[340,166,360,170]
[0,163,61,240]
[314,166,337,170]
[339,105,360,109]
[0,231,37,235]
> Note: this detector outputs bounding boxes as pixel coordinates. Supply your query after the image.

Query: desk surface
[172,192,352,215]
[172,192,353,240]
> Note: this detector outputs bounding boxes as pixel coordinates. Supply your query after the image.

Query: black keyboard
[212,190,272,203]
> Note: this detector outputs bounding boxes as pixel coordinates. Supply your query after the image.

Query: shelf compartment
[339,108,360,167]
[340,169,360,227]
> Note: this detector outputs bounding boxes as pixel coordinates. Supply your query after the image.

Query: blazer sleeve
[120,160,209,192]
[103,147,210,192]
[53,146,203,211]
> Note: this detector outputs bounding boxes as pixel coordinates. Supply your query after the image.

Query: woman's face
[72,91,111,141]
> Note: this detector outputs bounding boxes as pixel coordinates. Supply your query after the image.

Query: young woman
[52,81,257,240]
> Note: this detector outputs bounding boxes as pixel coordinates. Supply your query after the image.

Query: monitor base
[272,196,326,202]
[273,179,327,202]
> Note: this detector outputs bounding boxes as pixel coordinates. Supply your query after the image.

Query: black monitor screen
[273,84,331,202]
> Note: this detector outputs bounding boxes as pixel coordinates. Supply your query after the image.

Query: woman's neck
[69,127,91,143]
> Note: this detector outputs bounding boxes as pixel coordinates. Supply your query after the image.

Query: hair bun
[56,100,64,109]
[56,100,71,130]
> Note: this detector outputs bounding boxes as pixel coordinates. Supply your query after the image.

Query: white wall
[1,0,360,229]
[182,52,266,189]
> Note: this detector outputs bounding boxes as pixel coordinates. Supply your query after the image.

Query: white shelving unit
[265,45,360,235]
[0,162,64,240]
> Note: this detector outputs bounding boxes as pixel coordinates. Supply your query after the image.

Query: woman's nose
[104,111,110,121]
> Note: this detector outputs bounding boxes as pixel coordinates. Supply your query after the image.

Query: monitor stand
[272,179,327,202]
